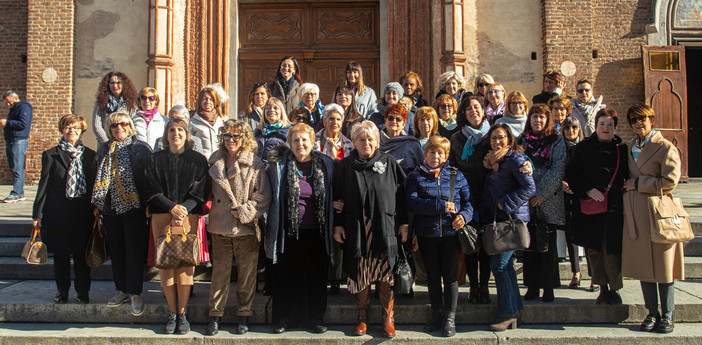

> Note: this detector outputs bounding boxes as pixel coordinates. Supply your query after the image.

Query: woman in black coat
[270,56,302,115]
[33,115,97,304]
[565,108,628,305]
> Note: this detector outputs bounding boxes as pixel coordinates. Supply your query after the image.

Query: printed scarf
[263,122,284,136]
[106,94,125,114]
[92,137,141,214]
[285,152,326,240]
[58,138,86,198]
[522,130,557,169]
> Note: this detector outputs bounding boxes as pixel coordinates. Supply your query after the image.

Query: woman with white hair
[435,71,469,104]
[298,83,324,131]
[314,103,353,160]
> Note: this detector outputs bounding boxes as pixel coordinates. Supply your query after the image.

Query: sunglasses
[576,88,591,94]
[509,101,526,105]
[478,83,489,87]
[628,115,652,124]
[223,134,242,142]
[440,104,453,109]
[386,116,404,123]
[140,95,156,102]
[110,122,130,129]
[563,125,579,130]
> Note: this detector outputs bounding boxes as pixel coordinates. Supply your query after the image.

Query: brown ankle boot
[488,315,518,331]
[354,309,368,336]
[382,299,396,338]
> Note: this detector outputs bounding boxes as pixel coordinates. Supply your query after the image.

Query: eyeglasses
[385,116,404,123]
[140,95,156,102]
[65,126,82,132]
[223,134,242,142]
[109,81,122,86]
[478,83,489,87]
[509,101,526,105]
[628,115,652,124]
[563,125,579,130]
[487,90,502,95]
[576,88,591,94]
[440,104,453,109]
[490,135,508,142]
[110,122,130,129]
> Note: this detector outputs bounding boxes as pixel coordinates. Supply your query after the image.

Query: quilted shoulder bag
[649,187,694,243]
[448,170,479,254]
[482,206,530,255]
[153,214,201,269]
[579,144,619,215]
[85,216,109,267]
[22,225,48,265]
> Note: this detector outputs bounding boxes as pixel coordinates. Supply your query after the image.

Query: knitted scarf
[461,120,490,161]
[58,138,86,198]
[136,108,158,127]
[438,114,457,131]
[107,95,125,114]
[285,152,326,240]
[92,137,141,214]
[522,130,557,169]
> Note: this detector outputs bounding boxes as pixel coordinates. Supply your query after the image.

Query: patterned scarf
[58,138,86,198]
[136,108,158,127]
[422,162,442,177]
[522,130,557,169]
[485,102,505,121]
[263,122,284,136]
[92,137,141,214]
[632,129,657,163]
[285,152,326,240]
[438,115,457,131]
[106,94,124,114]
[461,121,490,161]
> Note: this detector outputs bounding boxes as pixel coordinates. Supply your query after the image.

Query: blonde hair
[58,114,87,134]
[138,87,160,107]
[260,97,291,128]
[286,123,316,147]
[473,74,495,95]
[505,91,529,117]
[438,71,465,91]
[105,111,136,140]
[424,136,450,156]
[218,119,258,153]
[195,87,225,119]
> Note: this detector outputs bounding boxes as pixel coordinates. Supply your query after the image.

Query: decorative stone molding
[147,0,175,114]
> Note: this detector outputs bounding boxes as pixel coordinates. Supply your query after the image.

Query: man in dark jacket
[1,91,33,203]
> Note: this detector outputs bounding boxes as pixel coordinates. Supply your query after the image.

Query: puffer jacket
[254,126,290,165]
[481,151,535,222]
[405,164,473,238]
[132,111,167,151]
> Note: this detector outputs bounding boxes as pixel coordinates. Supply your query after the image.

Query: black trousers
[523,229,561,289]
[272,228,329,326]
[466,234,491,288]
[103,213,148,295]
[54,252,91,297]
[418,235,460,312]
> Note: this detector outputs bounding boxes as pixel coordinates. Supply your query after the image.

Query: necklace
[294,160,313,179]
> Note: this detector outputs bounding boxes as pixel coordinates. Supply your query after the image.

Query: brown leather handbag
[22,225,48,265]
[153,214,200,269]
[85,216,109,267]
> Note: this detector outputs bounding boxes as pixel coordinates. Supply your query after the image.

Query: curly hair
[218,119,258,154]
[95,72,138,111]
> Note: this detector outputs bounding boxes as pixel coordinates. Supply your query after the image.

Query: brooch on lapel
[373,161,387,174]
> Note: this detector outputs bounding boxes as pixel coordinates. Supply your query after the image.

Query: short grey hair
[168,105,190,120]
[299,83,320,96]
[560,115,584,141]
[438,71,465,90]
[349,120,379,146]
[105,111,136,140]
[3,91,19,99]
[322,103,345,121]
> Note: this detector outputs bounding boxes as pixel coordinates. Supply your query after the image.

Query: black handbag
[525,207,553,253]
[449,170,479,254]
[482,207,530,255]
[393,241,414,294]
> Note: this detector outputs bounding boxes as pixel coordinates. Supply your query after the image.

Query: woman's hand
[529,196,542,207]
[170,218,184,227]
[170,204,188,220]
[452,215,465,229]
[231,207,239,219]
[32,219,41,228]
[445,201,456,214]
[562,181,573,194]
[497,203,503,210]
[520,160,533,175]
[333,226,346,243]
[251,191,264,203]
[623,179,636,191]
[93,207,100,218]
[333,200,345,213]
[398,225,409,243]
[587,188,605,202]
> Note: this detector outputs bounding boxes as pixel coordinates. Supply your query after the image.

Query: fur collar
[267,144,290,164]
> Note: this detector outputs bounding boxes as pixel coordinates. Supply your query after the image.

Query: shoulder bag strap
[448,170,456,203]
[605,144,620,191]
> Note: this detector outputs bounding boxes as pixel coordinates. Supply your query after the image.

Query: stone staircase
[2,184,702,344]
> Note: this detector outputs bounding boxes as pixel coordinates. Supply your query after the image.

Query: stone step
[1,279,702,326]
[1,323,702,345]
[0,237,26,256]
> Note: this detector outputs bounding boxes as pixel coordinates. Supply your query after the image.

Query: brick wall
[541,0,654,143]
[0,0,28,183]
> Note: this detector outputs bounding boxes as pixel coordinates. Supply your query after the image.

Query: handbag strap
[605,144,620,191]
[448,170,456,203]
[32,224,41,240]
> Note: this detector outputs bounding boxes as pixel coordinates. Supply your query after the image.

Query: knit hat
[384,82,404,99]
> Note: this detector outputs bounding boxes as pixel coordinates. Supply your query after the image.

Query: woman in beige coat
[622,105,683,334]
[205,119,272,336]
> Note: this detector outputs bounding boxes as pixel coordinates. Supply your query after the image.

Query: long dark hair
[333,84,360,122]
[487,123,523,153]
[273,56,303,85]
[345,61,368,96]
[456,96,486,129]
[524,104,557,137]
[96,72,138,111]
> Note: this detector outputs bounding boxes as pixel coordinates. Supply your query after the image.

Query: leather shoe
[542,288,555,303]
[640,315,658,332]
[76,295,90,304]
[608,290,623,305]
[488,315,518,331]
[524,288,539,301]
[130,295,144,316]
[205,316,221,336]
[273,323,286,334]
[237,316,249,334]
[107,291,129,306]
[657,317,674,333]
[54,292,68,304]
[311,322,327,334]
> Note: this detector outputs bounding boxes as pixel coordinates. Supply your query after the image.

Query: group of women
[31,58,684,337]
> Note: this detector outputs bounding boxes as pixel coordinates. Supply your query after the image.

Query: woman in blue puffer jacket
[406,136,472,338]
[480,123,535,332]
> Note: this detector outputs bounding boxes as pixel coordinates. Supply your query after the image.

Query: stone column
[146,0,175,114]
[440,0,467,76]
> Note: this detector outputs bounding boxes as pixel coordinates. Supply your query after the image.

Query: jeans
[489,251,523,317]
[5,139,28,196]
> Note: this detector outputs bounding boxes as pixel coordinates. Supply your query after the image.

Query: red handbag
[579,144,619,215]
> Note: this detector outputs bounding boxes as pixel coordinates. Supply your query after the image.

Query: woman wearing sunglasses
[571,80,606,137]
[92,112,152,317]
[133,87,168,151]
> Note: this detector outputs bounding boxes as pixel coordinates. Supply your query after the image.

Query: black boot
[596,284,610,305]
[424,309,442,332]
[237,316,249,334]
[205,316,220,336]
[442,310,456,337]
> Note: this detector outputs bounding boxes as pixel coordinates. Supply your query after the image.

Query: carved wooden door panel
[238,2,380,112]
[642,45,688,180]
